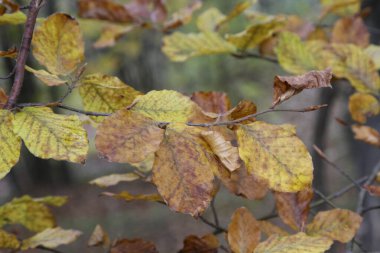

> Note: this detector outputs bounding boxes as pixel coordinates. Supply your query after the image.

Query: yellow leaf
[228,207,260,253]
[103,191,163,202]
[196,8,225,32]
[218,1,255,28]
[95,109,164,163]
[94,24,134,49]
[201,130,241,172]
[0,11,26,25]
[257,221,289,237]
[130,90,203,123]
[0,110,21,179]
[79,74,142,122]
[25,66,66,86]
[88,225,110,247]
[351,125,380,148]
[320,0,360,17]
[0,196,55,232]
[152,124,217,216]
[179,234,219,253]
[90,173,140,188]
[32,13,84,75]
[349,93,380,123]
[0,229,20,249]
[236,121,313,192]
[13,107,89,163]
[365,45,380,70]
[254,232,333,253]
[162,32,236,61]
[22,227,82,250]
[331,16,369,47]
[306,209,362,243]
[33,196,68,207]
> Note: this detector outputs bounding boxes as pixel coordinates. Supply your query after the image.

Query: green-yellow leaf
[25,66,66,86]
[320,0,360,17]
[0,110,21,179]
[365,45,380,69]
[254,232,333,253]
[196,8,225,32]
[162,32,236,61]
[0,196,55,232]
[102,191,163,202]
[257,221,289,237]
[13,107,88,163]
[236,121,313,192]
[32,13,84,75]
[90,173,140,188]
[79,73,142,122]
[0,229,20,249]
[0,11,26,25]
[22,227,82,250]
[349,93,380,123]
[33,196,68,207]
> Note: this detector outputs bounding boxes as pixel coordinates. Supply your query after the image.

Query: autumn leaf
[306,209,362,243]
[13,107,89,163]
[0,196,55,232]
[90,173,140,188]
[0,46,16,58]
[152,124,217,216]
[110,238,158,253]
[236,121,313,192]
[162,32,236,61]
[88,225,110,247]
[25,66,66,86]
[331,16,369,47]
[22,227,82,250]
[33,196,68,207]
[130,90,204,123]
[257,221,289,237]
[272,68,332,108]
[102,191,163,203]
[196,8,225,32]
[0,88,7,108]
[79,74,142,121]
[0,110,21,179]
[365,45,380,69]
[363,184,380,196]
[0,11,26,25]
[95,109,164,163]
[94,24,134,49]
[191,91,232,115]
[274,188,313,231]
[179,234,219,253]
[228,207,260,253]
[351,125,380,147]
[229,100,257,122]
[131,153,154,173]
[0,229,20,249]
[320,0,360,17]
[254,232,333,253]
[218,1,254,28]
[0,0,19,14]
[32,13,84,75]
[349,93,380,123]
[163,0,202,32]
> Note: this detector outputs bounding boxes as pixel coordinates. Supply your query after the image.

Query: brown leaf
[229,100,257,123]
[95,109,164,164]
[332,16,369,47]
[349,93,380,123]
[191,91,231,115]
[0,88,7,108]
[363,184,380,196]
[178,234,219,253]
[102,191,163,202]
[274,188,313,231]
[0,0,19,14]
[110,238,158,253]
[163,0,202,32]
[152,124,217,216]
[257,221,289,237]
[351,125,380,147]
[227,207,260,253]
[88,225,110,247]
[272,68,332,108]
[0,46,17,58]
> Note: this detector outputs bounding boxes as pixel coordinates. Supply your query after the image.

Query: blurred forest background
[1,0,380,252]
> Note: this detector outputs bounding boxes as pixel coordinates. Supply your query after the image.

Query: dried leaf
[110,238,158,253]
[332,16,369,47]
[363,184,380,196]
[103,191,163,202]
[349,93,380,123]
[13,107,89,163]
[95,109,164,163]
[0,88,7,108]
[162,32,236,62]
[191,91,231,115]
[0,0,19,14]
[351,125,380,148]
[236,121,313,192]
[0,196,55,232]
[88,225,110,247]
[33,196,68,207]
[196,8,225,32]
[32,13,84,75]
[272,68,332,107]
[0,229,20,249]
[94,24,134,49]
[90,173,140,188]
[22,227,82,250]
[0,11,26,25]
[228,207,260,253]
[254,232,333,253]
[0,46,16,58]
[274,188,313,231]
[306,209,362,243]
[257,221,289,237]
[229,100,257,123]
[218,1,254,28]
[163,0,202,32]
[0,110,21,179]
[25,66,66,86]
[179,234,219,253]
[152,124,217,216]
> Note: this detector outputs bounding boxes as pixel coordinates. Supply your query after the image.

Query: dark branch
[361,205,380,215]
[36,246,64,253]
[231,52,279,64]
[198,216,227,234]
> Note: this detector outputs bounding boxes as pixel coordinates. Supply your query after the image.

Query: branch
[4,0,44,109]
[313,188,338,209]
[231,52,279,64]
[361,205,380,216]
[198,216,227,234]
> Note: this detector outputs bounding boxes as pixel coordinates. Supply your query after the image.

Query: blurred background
[1,0,380,252]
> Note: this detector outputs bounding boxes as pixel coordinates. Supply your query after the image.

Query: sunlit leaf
[110,238,158,253]
[179,234,219,253]
[95,109,164,163]
[254,232,333,253]
[162,32,236,61]
[32,13,84,75]
[196,8,225,32]
[351,125,380,148]
[236,121,313,192]
[0,11,26,25]
[13,107,89,163]
[0,229,20,249]
[258,221,289,237]
[90,173,140,188]
[0,110,21,179]
[306,209,362,243]
[331,16,369,47]
[349,93,380,123]
[228,207,260,253]
[103,191,163,202]
[152,124,217,216]
[88,224,110,247]
[25,66,66,86]
[22,227,82,250]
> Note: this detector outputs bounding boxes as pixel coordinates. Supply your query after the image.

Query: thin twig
[313,188,338,209]
[36,246,64,253]
[313,145,362,190]
[0,67,16,79]
[4,0,44,109]
[361,205,380,216]
[231,52,279,64]
[198,216,227,234]
[210,198,220,227]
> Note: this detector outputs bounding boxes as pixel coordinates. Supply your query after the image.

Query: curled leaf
[163,0,202,32]
[90,173,140,188]
[351,125,380,148]
[88,225,110,247]
[25,66,66,86]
